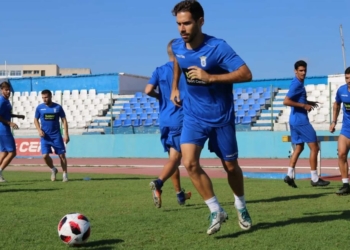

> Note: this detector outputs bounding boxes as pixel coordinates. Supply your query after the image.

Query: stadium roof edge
[247,75,328,82]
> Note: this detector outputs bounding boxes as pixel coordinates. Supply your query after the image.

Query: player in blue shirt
[0,81,25,182]
[34,89,70,182]
[170,0,252,235]
[330,66,350,195]
[145,39,192,208]
[283,60,330,188]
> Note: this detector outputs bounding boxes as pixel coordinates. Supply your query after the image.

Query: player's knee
[222,159,239,173]
[338,151,347,161]
[42,154,50,160]
[182,158,200,172]
[9,151,16,158]
[309,143,319,153]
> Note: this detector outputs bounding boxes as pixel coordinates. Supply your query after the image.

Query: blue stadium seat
[123,119,132,127]
[146,108,154,114]
[123,103,130,109]
[240,93,249,100]
[119,114,127,120]
[237,110,245,118]
[143,103,151,108]
[234,104,239,110]
[233,93,238,100]
[130,113,137,120]
[247,98,255,105]
[235,116,240,124]
[247,110,256,117]
[149,97,157,103]
[151,113,158,119]
[153,102,159,108]
[144,119,153,126]
[135,92,143,98]
[125,108,132,114]
[246,87,253,95]
[257,98,266,105]
[140,113,147,120]
[256,87,264,94]
[132,119,141,127]
[242,104,250,111]
[154,119,159,126]
[140,97,148,103]
[263,92,271,99]
[252,104,261,111]
[236,99,244,106]
[252,93,260,100]
[130,98,138,104]
[113,119,122,127]
[135,108,143,114]
[235,88,242,95]
[133,103,141,109]
[155,107,159,113]
[242,116,252,124]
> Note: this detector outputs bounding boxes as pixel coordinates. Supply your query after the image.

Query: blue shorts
[160,126,182,153]
[340,126,350,139]
[0,134,16,152]
[290,123,317,144]
[41,135,66,155]
[180,117,238,161]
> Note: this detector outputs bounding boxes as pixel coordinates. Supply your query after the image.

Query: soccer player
[34,89,69,182]
[145,39,191,208]
[330,66,350,195]
[0,81,25,182]
[283,60,330,188]
[170,0,253,235]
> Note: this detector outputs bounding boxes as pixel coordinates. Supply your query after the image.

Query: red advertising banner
[15,138,42,157]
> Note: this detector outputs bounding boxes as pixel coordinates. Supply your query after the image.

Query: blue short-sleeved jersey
[35,103,66,136]
[172,34,246,127]
[286,77,309,126]
[149,61,185,127]
[335,84,350,137]
[0,95,12,135]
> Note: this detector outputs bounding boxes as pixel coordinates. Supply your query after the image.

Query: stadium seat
[153,102,159,108]
[252,93,260,100]
[135,92,143,98]
[125,108,132,114]
[247,110,256,117]
[140,113,147,120]
[237,110,245,118]
[236,99,244,106]
[241,116,251,124]
[240,93,249,100]
[133,103,141,109]
[234,93,238,100]
[143,103,151,108]
[119,114,127,120]
[154,119,159,126]
[242,104,250,111]
[135,108,143,114]
[140,97,148,103]
[247,98,255,105]
[256,87,264,94]
[235,116,240,124]
[246,87,253,95]
[130,114,138,120]
[130,98,138,104]
[123,119,132,127]
[144,119,153,126]
[146,108,154,114]
[252,104,261,111]
[151,113,158,119]
[113,120,122,127]
[149,97,157,103]
[133,119,141,127]
[235,88,242,95]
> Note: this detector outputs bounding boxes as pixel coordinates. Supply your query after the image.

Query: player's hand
[9,122,19,129]
[18,115,25,120]
[64,135,70,144]
[170,89,181,107]
[38,130,45,137]
[303,104,314,112]
[329,122,336,133]
[307,101,319,108]
[187,66,210,83]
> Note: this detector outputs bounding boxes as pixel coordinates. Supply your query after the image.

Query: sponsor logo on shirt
[182,68,208,86]
[44,113,56,121]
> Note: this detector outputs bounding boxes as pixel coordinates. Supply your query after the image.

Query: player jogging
[283,60,330,188]
[145,39,191,208]
[34,89,69,182]
[330,66,350,195]
[170,0,252,235]
[0,81,25,182]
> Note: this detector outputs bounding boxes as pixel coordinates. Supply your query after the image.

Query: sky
[1,0,350,80]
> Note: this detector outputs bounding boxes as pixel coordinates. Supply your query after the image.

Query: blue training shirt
[286,77,309,126]
[171,34,246,127]
[35,102,66,136]
[0,95,12,135]
[149,61,185,127]
[335,84,350,136]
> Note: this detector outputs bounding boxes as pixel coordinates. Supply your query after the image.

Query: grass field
[1,171,350,250]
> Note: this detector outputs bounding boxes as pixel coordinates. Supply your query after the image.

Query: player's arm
[11,114,25,119]
[61,117,70,143]
[283,85,314,112]
[144,85,159,100]
[330,91,342,133]
[0,103,18,129]
[208,64,252,84]
[34,108,44,137]
[170,57,182,106]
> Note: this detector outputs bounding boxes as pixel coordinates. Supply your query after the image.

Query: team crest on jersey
[199,56,207,67]
[53,108,56,113]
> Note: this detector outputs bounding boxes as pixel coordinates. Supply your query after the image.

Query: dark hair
[41,89,52,97]
[0,81,11,89]
[172,0,204,21]
[294,60,307,70]
[345,67,350,74]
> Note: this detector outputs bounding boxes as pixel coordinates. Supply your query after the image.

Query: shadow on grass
[79,239,124,249]
[215,210,350,239]
[17,177,153,183]
[162,201,235,212]
[248,192,334,203]
[0,188,60,193]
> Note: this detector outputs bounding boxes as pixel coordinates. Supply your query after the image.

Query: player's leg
[209,123,252,231]
[301,124,329,186]
[53,135,68,182]
[336,134,350,195]
[58,153,68,182]
[0,135,17,182]
[41,138,58,181]
[181,120,227,235]
[284,125,303,188]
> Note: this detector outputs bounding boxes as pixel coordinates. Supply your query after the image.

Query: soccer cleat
[0,174,6,183]
[149,180,162,208]
[237,207,252,230]
[311,178,330,187]
[284,175,297,188]
[177,189,192,205]
[51,168,58,181]
[207,209,228,235]
[62,177,69,182]
[336,184,350,195]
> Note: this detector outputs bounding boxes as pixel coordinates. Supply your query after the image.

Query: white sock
[205,196,221,213]
[310,170,319,182]
[51,167,57,172]
[234,195,246,210]
[63,172,68,179]
[0,169,2,174]
[342,178,349,184]
[287,167,294,178]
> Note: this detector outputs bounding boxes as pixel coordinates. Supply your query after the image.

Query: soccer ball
[57,212,91,246]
